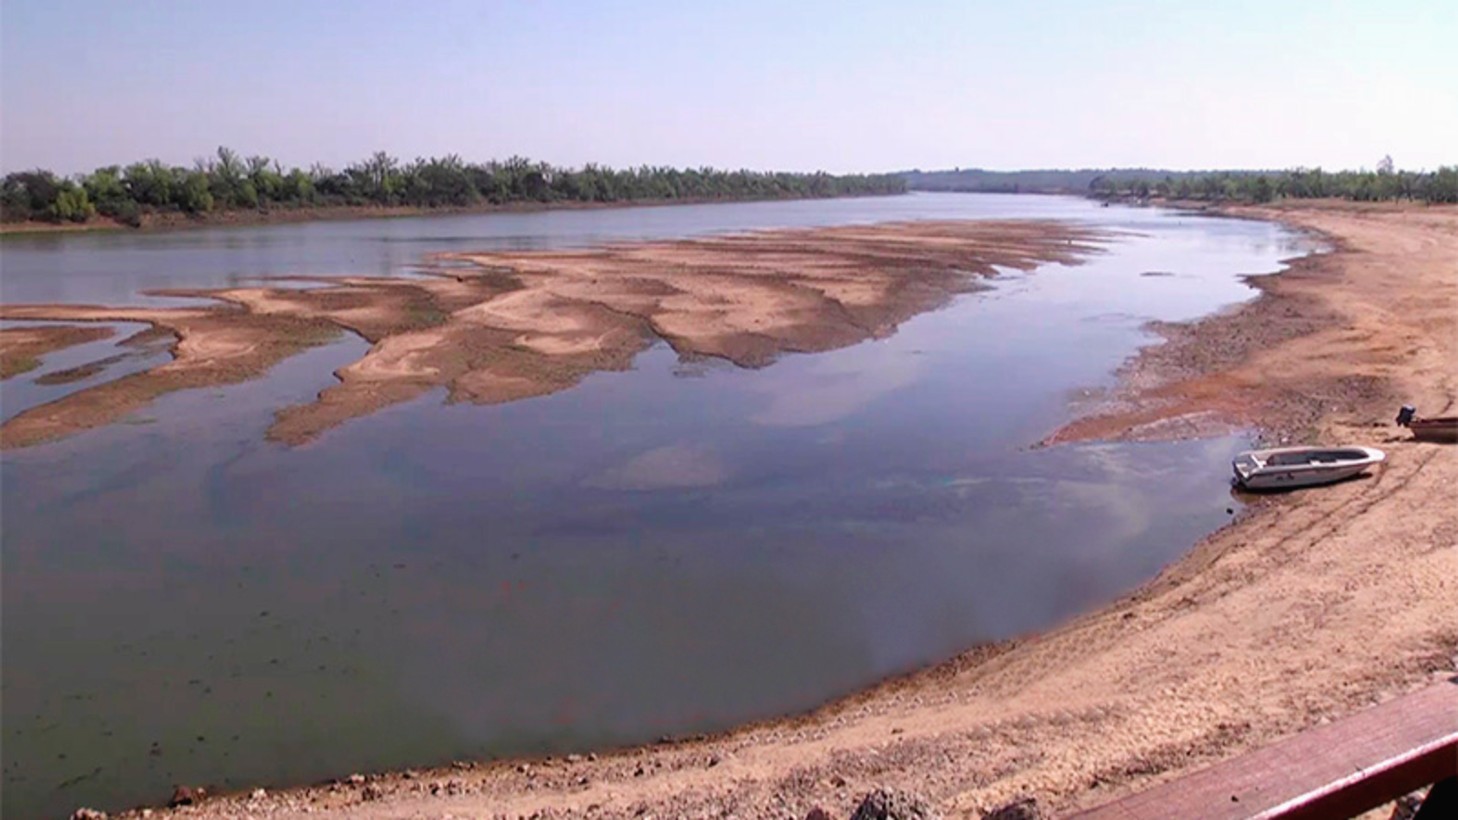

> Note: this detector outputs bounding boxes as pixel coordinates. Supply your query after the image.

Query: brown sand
[0,324,114,379]
[0,305,340,448]
[72,202,1457,819]
[0,220,1099,450]
[1045,202,1457,447]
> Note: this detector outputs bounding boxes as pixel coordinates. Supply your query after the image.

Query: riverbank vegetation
[0,149,907,227]
[905,162,1458,204]
[1089,161,1458,204]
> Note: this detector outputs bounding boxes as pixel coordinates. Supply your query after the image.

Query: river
[0,193,1312,817]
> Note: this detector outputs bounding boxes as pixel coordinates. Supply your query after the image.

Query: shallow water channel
[0,194,1313,817]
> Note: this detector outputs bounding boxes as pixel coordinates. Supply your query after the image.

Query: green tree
[1251,175,1274,203]
[1,174,35,221]
[247,156,285,204]
[176,171,215,214]
[82,166,129,213]
[1422,167,1458,203]
[3,171,63,219]
[6,150,908,226]
[349,151,402,204]
[123,160,177,207]
[281,168,315,204]
[50,182,96,222]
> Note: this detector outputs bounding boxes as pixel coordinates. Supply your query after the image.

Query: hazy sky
[3,0,1455,175]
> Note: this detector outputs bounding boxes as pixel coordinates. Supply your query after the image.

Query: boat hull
[1236,463,1372,490]
[1232,446,1385,491]
[1409,417,1458,443]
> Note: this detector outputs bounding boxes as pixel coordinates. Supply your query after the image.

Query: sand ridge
[0,219,1100,450]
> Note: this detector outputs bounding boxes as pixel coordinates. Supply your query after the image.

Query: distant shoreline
[0,192,909,238]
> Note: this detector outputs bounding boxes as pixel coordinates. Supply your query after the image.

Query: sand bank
[0,324,115,379]
[0,220,1099,450]
[1045,202,1456,447]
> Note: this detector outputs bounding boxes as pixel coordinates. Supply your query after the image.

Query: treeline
[1,148,907,226]
[903,167,1220,194]
[1088,165,1458,204]
[901,164,1458,204]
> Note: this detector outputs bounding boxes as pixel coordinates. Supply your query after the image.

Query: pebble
[849,787,935,820]
[984,797,1043,820]
[346,773,366,785]
[251,788,267,800]
[168,786,199,808]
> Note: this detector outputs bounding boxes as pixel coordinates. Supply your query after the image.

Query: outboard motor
[1396,405,1417,427]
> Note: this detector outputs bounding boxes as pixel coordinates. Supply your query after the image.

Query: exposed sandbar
[0,220,1101,449]
[0,324,114,379]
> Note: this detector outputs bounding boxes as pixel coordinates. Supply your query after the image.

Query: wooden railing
[1070,679,1458,819]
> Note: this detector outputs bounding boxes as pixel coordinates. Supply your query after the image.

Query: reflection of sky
[584,443,729,490]
[749,344,925,427]
[0,198,1295,818]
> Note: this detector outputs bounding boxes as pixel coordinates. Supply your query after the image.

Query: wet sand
[0,325,114,379]
[0,220,1098,450]
[1044,202,1457,447]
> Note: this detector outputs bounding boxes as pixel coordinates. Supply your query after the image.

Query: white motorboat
[1232,445,1385,490]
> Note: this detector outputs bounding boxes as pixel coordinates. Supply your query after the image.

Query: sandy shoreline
[19,202,1457,819]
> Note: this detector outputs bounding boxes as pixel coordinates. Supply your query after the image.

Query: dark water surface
[1,194,1311,817]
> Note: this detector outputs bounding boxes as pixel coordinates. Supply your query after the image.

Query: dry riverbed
[19,203,1458,819]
